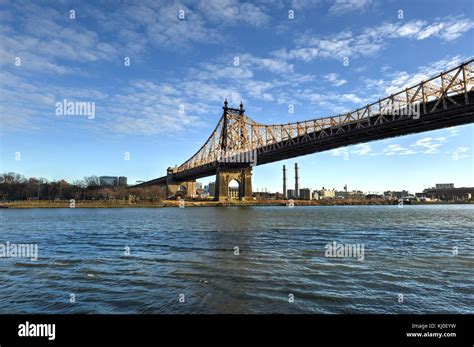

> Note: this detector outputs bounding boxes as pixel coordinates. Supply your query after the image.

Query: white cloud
[329,0,374,16]
[420,18,474,41]
[274,16,473,63]
[381,143,420,156]
[410,137,444,154]
[342,93,362,103]
[330,147,349,157]
[365,16,473,42]
[244,80,275,101]
[324,73,347,86]
[197,0,270,26]
[352,143,371,155]
[446,127,460,137]
[232,54,295,75]
[290,0,321,10]
[298,89,369,115]
[452,146,470,160]
[383,144,407,156]
[273,47,320,63]
[330,143,372,157]
[364,55,467,96]
[379,133,466,158]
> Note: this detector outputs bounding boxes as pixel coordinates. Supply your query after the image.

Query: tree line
[0,172,165,201]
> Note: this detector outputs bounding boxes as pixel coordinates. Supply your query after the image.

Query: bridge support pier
[166,168,196,199]
[215,167,253,202]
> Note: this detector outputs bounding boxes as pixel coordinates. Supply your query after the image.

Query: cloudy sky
[1,0,473,193]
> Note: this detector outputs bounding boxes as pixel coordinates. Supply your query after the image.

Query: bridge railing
[243,58,473,150]
[176,58,474,173]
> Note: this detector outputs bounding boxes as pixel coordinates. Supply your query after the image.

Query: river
[0,205,472,313]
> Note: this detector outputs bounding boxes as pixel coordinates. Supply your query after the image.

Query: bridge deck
[133,91,474,187]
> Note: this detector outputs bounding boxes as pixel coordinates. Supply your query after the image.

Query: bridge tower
[215,167,253,202]
[214,100,253,202]
[166,167,196,199]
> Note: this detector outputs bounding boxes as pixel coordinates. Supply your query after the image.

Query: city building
[312,191,320,200]
[365,193,383,200]
[275,192,285,200]
[254,191,277,200]
[287,189,295,199]
[319,188,336,199]
[197,189,210,199]
[196,182,203,190]
[299,188,312,200]
[415,192,433,202]
[118,176,127,186]
[100,176,127,187]
[384,190,410,199]
[336,190,347,198]
[422,184,474,201]
[337,186,373,199]
[436,183,455,189]
[353,191,366,199]
[208,182,216,197]
[100,176,118,187]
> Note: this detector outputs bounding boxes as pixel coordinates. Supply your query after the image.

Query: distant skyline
[1,0,473,194]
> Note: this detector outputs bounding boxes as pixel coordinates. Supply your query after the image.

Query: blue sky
[0,0,473,194]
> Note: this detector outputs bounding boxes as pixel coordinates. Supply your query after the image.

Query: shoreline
[0,199,472,209]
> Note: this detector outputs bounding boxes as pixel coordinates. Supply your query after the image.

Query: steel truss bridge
[134,58,474,201]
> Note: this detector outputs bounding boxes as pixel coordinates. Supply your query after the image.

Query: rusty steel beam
[133,58,474,187]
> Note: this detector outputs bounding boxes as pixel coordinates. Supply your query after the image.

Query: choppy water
[0,205,472,314]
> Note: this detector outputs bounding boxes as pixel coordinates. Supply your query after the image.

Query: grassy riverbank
[1,199,471,208]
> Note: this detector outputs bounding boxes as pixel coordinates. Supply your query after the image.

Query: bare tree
[83,175,100,188]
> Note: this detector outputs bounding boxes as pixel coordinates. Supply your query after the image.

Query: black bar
[0,314,472,345]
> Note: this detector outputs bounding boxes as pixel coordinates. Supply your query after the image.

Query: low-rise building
[299,188,312,200]
[196,189,209,199]
[422,184,474,201]
[319,188,336,199]
[312,191,320,200]
[436,183,454,189]
[384,190,410,199]
[365,194,383,200]
[336,190,365,199]
[254,192,277,200]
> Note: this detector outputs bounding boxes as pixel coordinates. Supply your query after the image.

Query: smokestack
[283,165,287,199]
[294,163,299,199]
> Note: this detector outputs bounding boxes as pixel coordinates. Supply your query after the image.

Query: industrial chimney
[283,165,287,199]
[294,163,300,199]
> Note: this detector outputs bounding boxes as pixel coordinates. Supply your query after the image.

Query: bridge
[133,58,474,201]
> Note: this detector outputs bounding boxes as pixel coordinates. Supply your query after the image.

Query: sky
[0,0,473,194]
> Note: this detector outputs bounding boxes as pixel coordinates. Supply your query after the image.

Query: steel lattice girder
[176,58,474,174]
